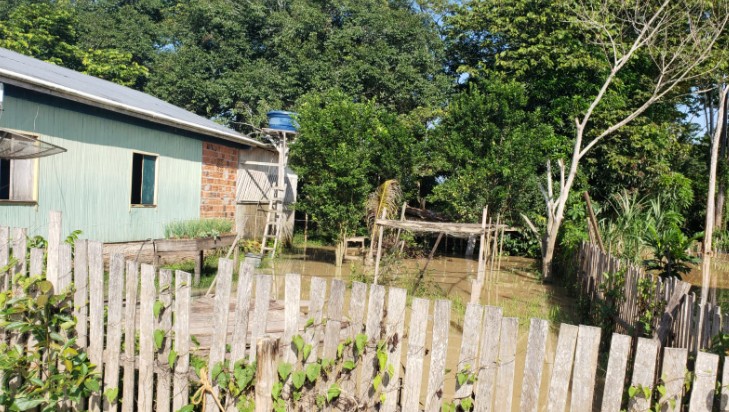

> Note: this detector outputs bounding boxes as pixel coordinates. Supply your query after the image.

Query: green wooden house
[0,47,280,243]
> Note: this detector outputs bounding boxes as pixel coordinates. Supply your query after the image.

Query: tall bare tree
[524,0,729,280]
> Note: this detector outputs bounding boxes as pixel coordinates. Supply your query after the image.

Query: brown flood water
[251,246,577,410]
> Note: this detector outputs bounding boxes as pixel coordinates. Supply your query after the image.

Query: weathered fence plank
[570,325,601,412]
[46,210,61,288]
[688,351,719,412]
[282,273,301,364]
[254,338,278,412]
[230,262,253,363]
[599,333,631,412]
[628,338,659,412]
[322,279,345,360]
[493,317,518,412]
[58,243,73,292]
[454,303,483,403]
[305,276,326,362]
[74,239,89,349]
[474,306,503,412]
[250,275,272,362]
[519,318,549,412]
[425,299,451,412]
[88,240,104,412]
[172,271,191,412]
[155,269,173,412]
[29,247,43,276]
[122,261,139,412]
[547,324,579,412]
[382,287,407,412]
[205,259,234,412]
[137,264,156,412]
[661,347,687,412]
[103,254,125,412]
[402,298,429,412]
[361,284,386,402]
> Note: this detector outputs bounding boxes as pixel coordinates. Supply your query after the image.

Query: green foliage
[635,277,665,336]
[0,2,148,87]
[290,90,418,242]
[592,270,627,336]
[0,274,101,411]
[164,218,234,240]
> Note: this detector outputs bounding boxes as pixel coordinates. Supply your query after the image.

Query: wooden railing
[2,213,729,411]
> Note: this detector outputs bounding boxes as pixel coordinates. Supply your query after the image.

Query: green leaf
[461,398,473,411]
[305,363,321,382]
[628,386,637,398]
[373,374,382,391]
[377,350,387,372]
[657,385,666,397]
[272,382,283,399]
[153,329,165,351]
[342,360,356,371]
[154,300,164,318]
[104,388,119,403]
[316,395,325,408]
[337,343,345,359]
[355,333,367,356]
[457,372,467,386]
[292,335,305,355]
[305,318,315,329]
[277,362,292,381]
[84,378,100,392]
[12,397,45,411]
[292,370,306,389]
[177,405,195,412]
[327,383,341,403]
[38,280,53,293]
[168,349,178,366]
[303,344,312,362]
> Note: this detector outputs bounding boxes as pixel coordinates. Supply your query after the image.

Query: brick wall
[201,142,237,219]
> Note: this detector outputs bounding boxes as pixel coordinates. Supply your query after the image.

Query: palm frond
[366,179,402,232]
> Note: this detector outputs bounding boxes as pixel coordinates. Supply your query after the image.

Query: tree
[289,90,418,248]
[525,0,729,280]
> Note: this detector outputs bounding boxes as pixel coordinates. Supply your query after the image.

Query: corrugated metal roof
[0,47,269,148]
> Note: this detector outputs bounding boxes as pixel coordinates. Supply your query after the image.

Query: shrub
[164,218,234,239]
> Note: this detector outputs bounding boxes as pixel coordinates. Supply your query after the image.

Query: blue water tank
[267,110,298,132]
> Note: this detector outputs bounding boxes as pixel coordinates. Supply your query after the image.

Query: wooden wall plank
[205,258,234,412]
[401,298,429,412]
[599,333,631,412]
[688,352,719,412]
[570,325,601,412]
[493,317,518,412]
[661,347,687,412]
[155,269,173,412]
[627,338,659,412]
[425,299,451,412]
[519,318,550,412]
[122,261,139,412]
[172,271,191,412]
[250,275,272,362]
[88,240,105,412]
[103,254,125,412]
[382,287,407,412]
[137,264,156,412]
[474,306,503,412]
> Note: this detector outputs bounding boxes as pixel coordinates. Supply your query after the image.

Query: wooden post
[205,259,234,412]
[519,319,549,412]
[74,240,89,349]
[250,275,272,362]
[323,279,345,360]
[254,338,279,412]
[282,273,301,364]
[394,201,407,252]
[570,325,601,412]
[360,284,386,401]
[382,287,407,412]
[474,306,503,412]
[454,304,483,403]
[373,209,387,284]
[689,352,719,412]
[493,317,518,411]
[138,264,156,412]
[230,263,254,362]
[156,269,173,412]
[401,298,429,412]
[546,324,579,412]
[305,277,326,362]
[583,192,605,252]
[425,300,451,412]
[194,250,203,286]
[471,208,488,304]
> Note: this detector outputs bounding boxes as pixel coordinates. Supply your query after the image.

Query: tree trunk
[542,217,561,281]
[716,92,728,230]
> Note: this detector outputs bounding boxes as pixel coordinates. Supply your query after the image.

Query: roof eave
[0,69,274,150]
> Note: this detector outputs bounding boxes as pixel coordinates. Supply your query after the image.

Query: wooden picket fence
[578,242,726,351]
[3,213,729,411]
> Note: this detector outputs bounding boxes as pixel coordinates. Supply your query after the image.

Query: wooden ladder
[260,184,286,258]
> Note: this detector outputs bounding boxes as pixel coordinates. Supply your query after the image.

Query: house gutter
[0,69,273,150]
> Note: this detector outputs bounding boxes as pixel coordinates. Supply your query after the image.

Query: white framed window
[130,152,158,207]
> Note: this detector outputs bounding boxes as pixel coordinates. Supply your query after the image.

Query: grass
[161,253,227,291]
[164,218,233,239]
